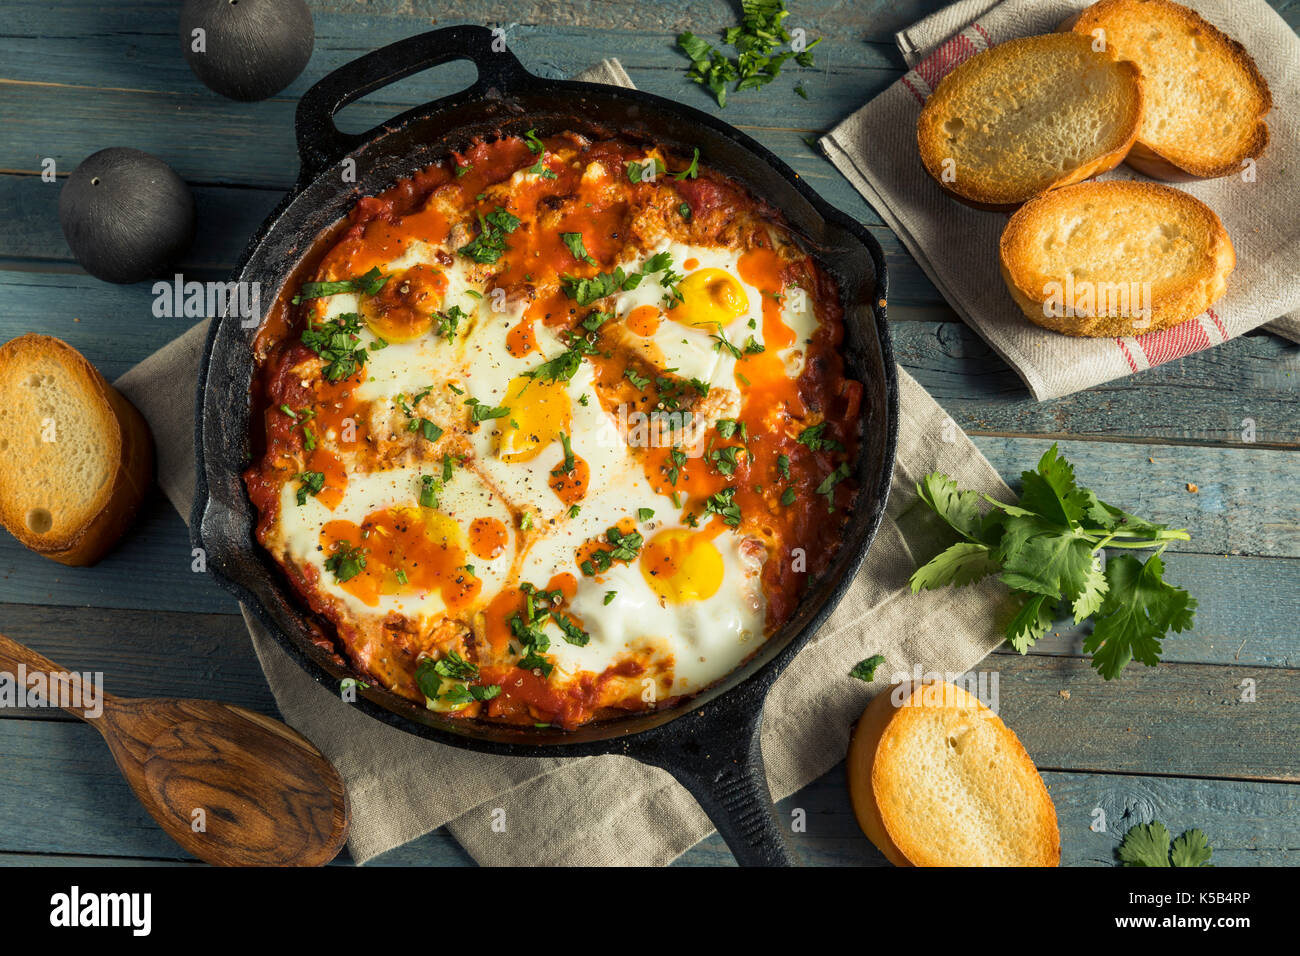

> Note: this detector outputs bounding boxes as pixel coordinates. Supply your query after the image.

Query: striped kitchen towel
[822,0,1300,400]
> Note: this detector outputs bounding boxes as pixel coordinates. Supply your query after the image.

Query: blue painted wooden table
[1,0,1297,867]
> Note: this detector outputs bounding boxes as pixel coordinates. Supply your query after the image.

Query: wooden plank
[0,603,273,713]
[3,718,1296,866]
[0,4,898,120]
[672,768,1300,867]
[896,322,1300,448]
[994,655,1300,782]
[973,437,1300,558]
[0,551,1293,727]
[7,714,1290,865]
[0,273,1297,454]
[0,493,239,615]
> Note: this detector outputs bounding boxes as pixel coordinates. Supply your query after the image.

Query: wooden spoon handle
[0,632,112,720]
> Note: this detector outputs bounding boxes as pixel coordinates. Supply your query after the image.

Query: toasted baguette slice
[1068,0,1271,180]
[847,680,1060,867]
[0,334,153,565]
[917,33,1143,210]
[999,180,1234,337]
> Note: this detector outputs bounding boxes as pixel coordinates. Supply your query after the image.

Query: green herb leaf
[292,267,388,304]
[848,654,885,682]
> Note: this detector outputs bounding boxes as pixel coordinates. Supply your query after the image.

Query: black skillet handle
[294,25,532,179]
[631,692,798,867]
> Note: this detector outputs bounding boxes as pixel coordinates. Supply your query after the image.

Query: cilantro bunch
[910,444,1196,679]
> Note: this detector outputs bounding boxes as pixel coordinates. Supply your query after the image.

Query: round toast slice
[0,334,154,565]
[1068,0,1271,180]
[917,32,1144,210]
[848,680,1060,867]
[999,180,1235,337]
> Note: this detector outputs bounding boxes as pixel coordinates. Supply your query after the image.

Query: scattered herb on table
[909,444,1196,680]
[1118,821,1213,867]
[677,0,822,108]
[849,654,885,682]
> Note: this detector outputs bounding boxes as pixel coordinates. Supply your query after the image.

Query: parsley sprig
[300,312,368,383]
[458,206,522,264]
[909,444,1195,680]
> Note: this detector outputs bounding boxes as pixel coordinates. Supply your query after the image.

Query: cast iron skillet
[193,25,898,867]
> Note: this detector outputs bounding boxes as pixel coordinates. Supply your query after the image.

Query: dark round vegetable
[58,148,197,284]
[179,0,314,102]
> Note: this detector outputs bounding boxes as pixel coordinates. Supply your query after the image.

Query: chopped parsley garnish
[780,486,797,507]
[581,311,614,333]
[436,305,469,341]
[677,1,822,108]
[552,432,576,477]
[604,590,617,605]
[554,613,590,647]
[527,156,557,179]
[637,508,655,522]
[626,158,666,183]
[465,397,511,422]
[567,504,581,519]
[703,487,742,526]
[716,418,741,439]
[300,311,369,383]
[561,232,598,266]
[710,326,744,360]
[678,202,692,221]
[667,446,688,486]
[560,253,678,306]
[528,339,593,385]
[291,267,388,304]
[418,419,443,443]
[742,335,765,354]
[816,462,850,511]
[672,148,700,181]
[324,542,366,582]
[624,367,651,390]
[777,453,791,479]
[419,473,441,509]
[579,526,645,576]
[294,471,325,506]
[457,206,522,264]
[523,128,545,153]
[796,422,843,453]
[709,445,743,477]
[415,653,501,705]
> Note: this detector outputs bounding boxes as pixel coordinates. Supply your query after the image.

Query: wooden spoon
[0,633,349,866]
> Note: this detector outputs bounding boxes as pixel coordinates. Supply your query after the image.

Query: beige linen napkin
[115,59,1013,866]
[823,0,1300,400]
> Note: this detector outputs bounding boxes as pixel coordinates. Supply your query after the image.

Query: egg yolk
[360,263,449,343]
[640,528,725,603]
[668,268,750,328]
[320,507,479,610]
[494,374,572,463]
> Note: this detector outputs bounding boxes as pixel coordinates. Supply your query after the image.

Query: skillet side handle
[636,700,797,867]
[294,25,530,178]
